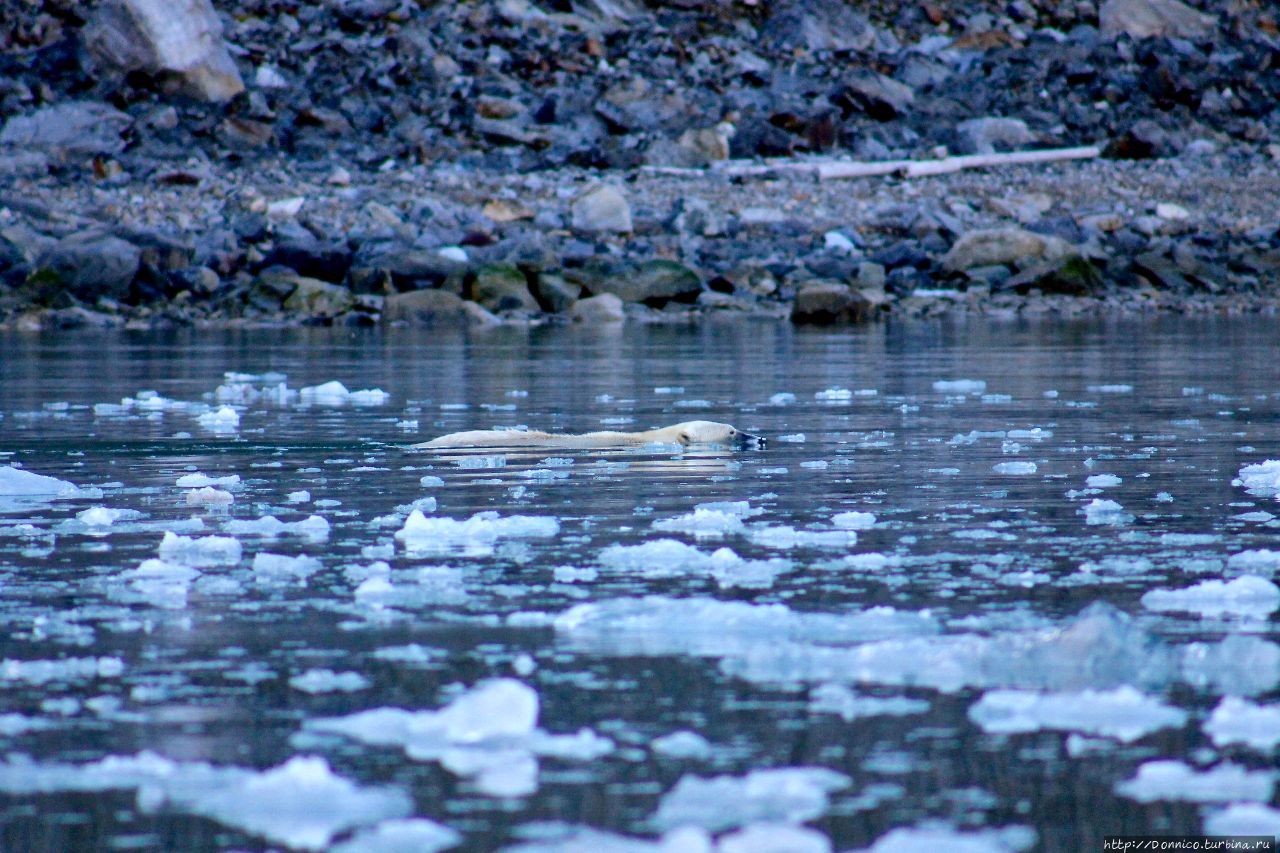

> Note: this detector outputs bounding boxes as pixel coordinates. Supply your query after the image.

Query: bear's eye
[678,432,690,444]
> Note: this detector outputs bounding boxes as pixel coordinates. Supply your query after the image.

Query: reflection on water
[1,318,1279,852]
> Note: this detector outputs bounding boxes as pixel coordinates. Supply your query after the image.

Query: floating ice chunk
[1115,760,1274,803]
[0,466,84,499]
[746,524,857,550]
[395,510,557,556]
[651,767,849,832]
[933,379,986,394]
[308,679,611,798]
[831,511,876,530]
[1203,804,1280,838]
[1086,474,1121,488]
[800,460,828,470]
[809,684,929,722]
[290,669,370,694]
[300,381,351,404]
[76,506,136,527]
[1233,460,1280,499]
[451,454,507,469]
[1226,549,1280,576]
[196,406,240,432]
[253,553,322,579]
[0,657,124,685]
[653,508,746,538]
[330,818,461,853]
[159,531,241,566]
[1160,533,1218,546]
[1088,384,1133,393]
[777,433,806,443]
[696,500,761,518]
[1141,576,1280,617]
[186,486,234,506]
[854,825,1036,853]
[176,473,241,489]
[1181,636,1280,697]
[597,541,790,588]
[652,731,712,760]
[654,386,684,394]
[1081,499,1131,525]
[349,388,390,406]
[993,462,1036,475]
[0,714,53,736]
[505,826,711,853]
[968,686,1186,742]
[815,388,853,401]
[1204,697,1280,751]
[418,475,445,488]
[1006,428,1052,440]
[287,490,311,503]
[226,515,330,538]
[718,823,831,853]
[768,393,797,406]
[949,429,1005,445]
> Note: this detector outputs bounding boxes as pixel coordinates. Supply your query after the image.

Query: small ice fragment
[653,508,745,538]
[286,491,311,503]
[1228,549,1280,575]
[348,389,390,406]
[1006,428,1052,440]
[1141,576,1280,617]
[159,532,242,566]
[777,433,806,443]
[290,669,371,694]
[856,825,1036,853]
[718,823,832,853]
[176,473,242,489]
[1081,499,1131,524]
[933,379,986,394]
[196,407,240,432]
[1086,474,1121,488]
[300,381,351,404]
[1088,384,1134,393]
[831,511,876,530]
[815,388,853,401]
[1115,760,1274,803]
[1154,492,1174,503]
[809,684,929,722]
[1203,697,1280,751]
[654,386,685,394]
[993,462,1037,475]
[77,506,129,527]
[437,246,468,263]
[650,767,850,832]
[331,819,461,853]
[226,515,330,538]
[553,566,598,584]
[1235,459,1280,499]
[1203,804,1280,838]
[252,553,322,578]
[419,475,445,488]
[186,487,234,506]
[652,731,712,760]
[395,510,558,554]
[768,393,796,406]
[968,686,1186,742]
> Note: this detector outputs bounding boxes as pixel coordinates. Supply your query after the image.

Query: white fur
[413,420,758,449]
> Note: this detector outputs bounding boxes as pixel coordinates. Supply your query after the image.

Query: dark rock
[467,263,538,313]
[763,0,879,53]
[246,266,301,312]
[382,289,471,326]
[31,232,141,303]
[1099,0,1215,40]
[263,241,353,284]
[0,102,131,155]
[791,280,877,325]
[872,242,930,271]
[1003,254,1105,295]
[833,74,915,122]
[586,259,702,306]
[1104,120,1171,159]
[348,244,467,294]
[1131,252,1194,291]
[533,272,582,313]
[283,278,356,318]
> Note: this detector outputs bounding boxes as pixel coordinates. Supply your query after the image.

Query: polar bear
[413,420,763,450]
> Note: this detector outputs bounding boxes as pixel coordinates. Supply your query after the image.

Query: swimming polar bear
[413,420,764,450]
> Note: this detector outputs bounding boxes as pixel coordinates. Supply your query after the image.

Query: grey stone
[533,272,582,313]
[1003,254,1105,295]
[283,278,356,317]
[571,185,632,233]
[84,0,245,102]
[955,117,1036,155]
[791,280,877,325]
[835,74,915,121]
[1099,0,1215,39]
[568,293,626,324]
[467,263,538,313]
[381,289,471,326]
[33,232,141,302]
[764,0,878,53]
[0,102,132,156]
[587,259,702,305]
[942,228,1072,272]
[348,245,467,295]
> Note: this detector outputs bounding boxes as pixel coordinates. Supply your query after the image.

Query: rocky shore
[1,0,1278,329]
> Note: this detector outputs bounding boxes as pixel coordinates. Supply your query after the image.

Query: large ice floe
[395,510,558,557]
[851,824,1036,853]
[1114,760,1274,803]
[596,541,792,589]
[0,465,93,507]
[1141,575,1280,617]
[1202,697,1280,751]
[305,679,612,797]
[1234,459,1280,500]
[0,752,411,850]
[967,687,1187,742]
[649,766,850,832]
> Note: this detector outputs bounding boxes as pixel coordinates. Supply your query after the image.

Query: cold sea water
[0,317,1278,852]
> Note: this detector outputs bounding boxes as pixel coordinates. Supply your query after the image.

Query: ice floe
[650,766,849,832]
[717,823,831,853]
[226,514,331,538]
[933,380,987,394]
[1234,459,1280,500]
[1114,760,1274,803]
[652,731,713,760]
[1180,636,1280,696]
[186,486,234,506]
[808,684,929,722]
[330,818,461,853]
[852,825,1036,853]
[992,462,1036,475]
[176,473,241,489]
[831,511,876,530]
[654,509,745,538]
[1226,549,1280,576]
[158,531,242,566]
[1203,803,1280,838]
[253,552,323,580]
[0,752,410,851]
[1080,499,1131,525]
[1203,697,1280,751]
[395,510,558,556]
[0,466,87,501]
[290,669,371,694]
[968,686,1186,741]
[307,679,612,797]
[299,381,391,406]
[1141,576,1280,617]
[0,657,124,684]
[196,406,240,432]
[597,540,791,588]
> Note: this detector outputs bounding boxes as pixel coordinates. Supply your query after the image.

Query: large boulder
[790,280,877,325]
[84,0,244,102]
[381,289,471,326]
[571,185,632,233]
[568,293,626,324]
[942,228,1072,272]
[31,232,141,303]
[347,244,467,295]
[533,272,582,313]
[0,102,132,156]
[586,259,702,306]
[282,278,356,318]
[467,263,538,313]
[1100,0,1215,39]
